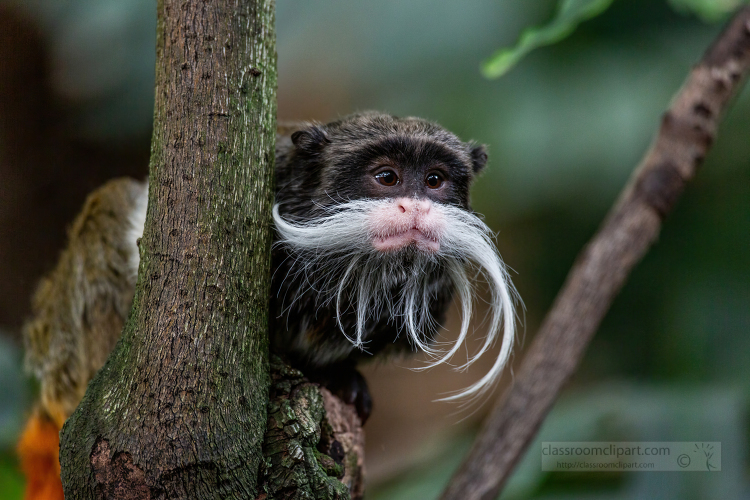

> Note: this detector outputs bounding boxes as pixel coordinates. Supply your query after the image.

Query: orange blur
[17,410,64,500]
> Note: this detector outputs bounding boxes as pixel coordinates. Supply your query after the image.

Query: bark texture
[441,8,750,500]
[59,0,277,498]
[260,357,364,500]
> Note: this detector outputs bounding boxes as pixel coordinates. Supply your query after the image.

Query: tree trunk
[59,0,277,497]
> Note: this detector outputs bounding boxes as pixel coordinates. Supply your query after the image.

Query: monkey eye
[425,172,445,189]
[375,170,399,187]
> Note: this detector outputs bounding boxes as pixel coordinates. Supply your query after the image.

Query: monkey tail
[16,408,64,500]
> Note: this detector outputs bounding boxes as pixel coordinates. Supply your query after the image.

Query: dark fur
[272,112,487,370]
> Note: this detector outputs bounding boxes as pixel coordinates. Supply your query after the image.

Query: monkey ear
[291,125,330,153]
[469,143,488,174]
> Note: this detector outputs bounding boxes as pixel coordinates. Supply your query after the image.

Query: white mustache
[273,198,518,401]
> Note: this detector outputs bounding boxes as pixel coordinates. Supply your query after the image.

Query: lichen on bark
[260,357,364,500]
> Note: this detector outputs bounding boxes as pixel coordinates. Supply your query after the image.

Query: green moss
[261,358,351,500]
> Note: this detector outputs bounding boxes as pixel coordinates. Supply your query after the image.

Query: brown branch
[440,8,750,500]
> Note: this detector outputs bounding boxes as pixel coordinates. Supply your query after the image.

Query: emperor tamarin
[21,112,517,453]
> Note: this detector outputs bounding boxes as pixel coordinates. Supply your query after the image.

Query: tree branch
[441,8,750,500]
[260,357,365,500]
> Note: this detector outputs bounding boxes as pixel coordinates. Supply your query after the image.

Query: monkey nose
[395,197,431,215]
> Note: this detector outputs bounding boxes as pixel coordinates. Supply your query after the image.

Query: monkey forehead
[323,133,473,172]
[326,112,466,150]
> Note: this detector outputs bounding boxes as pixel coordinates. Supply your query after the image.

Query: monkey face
[272,113,516,400]
[331,135,473,209]
[281,112,487,214]
[276,112,493,257]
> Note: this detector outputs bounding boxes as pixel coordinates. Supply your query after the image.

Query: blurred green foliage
[668,0,750,22]
[482,0,750,79]
[0,336,26,500]
[369,385,746,500]
[482,0,616,79]
[0,453,23,500]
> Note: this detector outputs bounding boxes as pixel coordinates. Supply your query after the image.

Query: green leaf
[667,0,749,23]
[481,0,616,79]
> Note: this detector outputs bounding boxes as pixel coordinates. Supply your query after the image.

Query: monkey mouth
[371,227,440,253]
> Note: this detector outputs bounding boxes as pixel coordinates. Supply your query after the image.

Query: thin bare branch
[441,8,750,500]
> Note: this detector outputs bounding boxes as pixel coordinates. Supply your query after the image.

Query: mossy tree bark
[59,0,277,498]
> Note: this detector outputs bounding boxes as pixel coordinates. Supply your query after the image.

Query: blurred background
[0,0,748,498]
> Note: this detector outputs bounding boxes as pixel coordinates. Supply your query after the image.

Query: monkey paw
[308,365,373,423]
